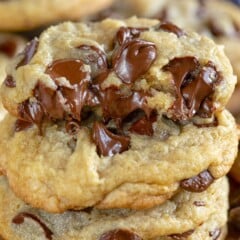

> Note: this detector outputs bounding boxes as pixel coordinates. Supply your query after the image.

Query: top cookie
[0,18,237,213]
[0,0,113,31]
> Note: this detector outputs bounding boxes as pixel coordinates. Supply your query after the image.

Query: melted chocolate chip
[17,38,38,68]
[34,82,65,120]
[193,200,206,206]
[112,27,156,84]
[42,58,99,121]
[129,111,157,136]
[0,39,17,57]
[46,58,90,85]
[18,100,44,129]
[112,39,156,84]
[77,45,108,78]
[180,170,214,192]
[157,22,185,37]
[15,119,33,132]
[209,228,221,240]
[163,57,220,120]
[101,89,151,124]
[4,75,15,87]
[12,212,53,240]
[115,27,148,46]
[169,229,195,240]
[92,122,130,156]
[99,229,142,240]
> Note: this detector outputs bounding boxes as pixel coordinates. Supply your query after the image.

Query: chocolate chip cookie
[0,175,228,239]
[0,0,113,31]
[0,18,237,212]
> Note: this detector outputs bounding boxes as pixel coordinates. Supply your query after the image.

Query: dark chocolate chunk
[180,170,214,192]
[157,22,185,37]
[92,122,130,156]
[4,75,15,88]
[0,39,17,57]
[209,228,221,240]
[15,119,33,132]
[169,229,195,239]
[163,57,220,120]
[12,212,53,240]
[17,38,39,68]
[99,229,142,240]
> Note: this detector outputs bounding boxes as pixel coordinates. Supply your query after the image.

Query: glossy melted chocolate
[163,57,221,120]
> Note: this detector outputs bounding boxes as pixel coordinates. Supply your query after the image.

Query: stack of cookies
[0,17,238,239]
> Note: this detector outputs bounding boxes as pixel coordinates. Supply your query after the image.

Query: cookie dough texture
[0,18,237,212]
[0,176,228,240]
[0,0,113,31]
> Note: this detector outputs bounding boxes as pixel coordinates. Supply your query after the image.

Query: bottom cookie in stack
[0,175,228,240]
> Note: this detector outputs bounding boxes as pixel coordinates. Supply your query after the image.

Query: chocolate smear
[92,122,130,156]
[99,229,142,240]
[12,212,53,240]
[180,170,214,192]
